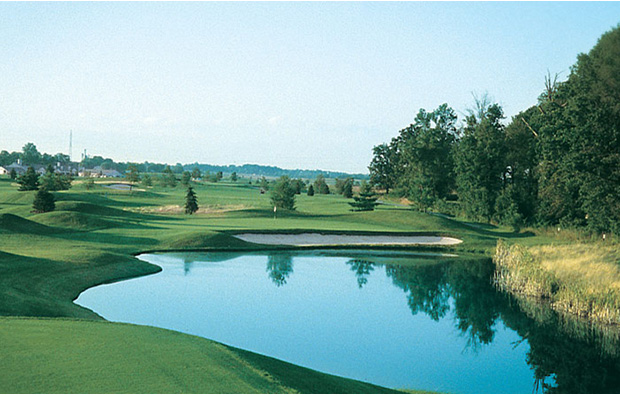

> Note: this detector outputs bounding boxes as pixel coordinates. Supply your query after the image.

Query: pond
[75,250,620,393]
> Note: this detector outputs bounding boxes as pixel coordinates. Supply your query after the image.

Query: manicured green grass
[0,317,396,394]
[0,176,580,393]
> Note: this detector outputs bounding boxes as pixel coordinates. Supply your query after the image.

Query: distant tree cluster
[0,143,70,168]
[159,166,177,187]
[335,177,354,198]
[368,25,620,233]
[313,174,330,195]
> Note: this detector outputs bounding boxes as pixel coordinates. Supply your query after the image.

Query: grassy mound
[55,201,131,218]
[164,231,254,250]
[0,317,397,394]
[33,211,116,231]
[0,213,57,235]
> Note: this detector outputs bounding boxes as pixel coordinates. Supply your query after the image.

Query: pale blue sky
[1,2,619,173]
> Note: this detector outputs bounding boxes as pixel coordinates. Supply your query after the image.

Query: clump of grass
[493,240,558,298]
[494,240,620,325]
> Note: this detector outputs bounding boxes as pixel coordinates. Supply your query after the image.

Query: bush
[32,189,55,213]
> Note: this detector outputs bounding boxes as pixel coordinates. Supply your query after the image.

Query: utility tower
[69,130,73,162]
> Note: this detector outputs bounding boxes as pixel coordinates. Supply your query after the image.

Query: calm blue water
[76,250,619,393]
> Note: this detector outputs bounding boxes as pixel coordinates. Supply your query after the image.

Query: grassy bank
[494,240,620,325]
[0,317,397,394]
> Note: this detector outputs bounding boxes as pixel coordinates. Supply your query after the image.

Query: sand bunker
[233,233,462,246]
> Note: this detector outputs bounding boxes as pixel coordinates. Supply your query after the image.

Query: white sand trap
[234,233,462,246]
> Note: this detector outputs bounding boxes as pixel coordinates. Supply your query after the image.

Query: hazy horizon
[2,2,619,173]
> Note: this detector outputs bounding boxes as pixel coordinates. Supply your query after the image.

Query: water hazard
[75,250,620,393]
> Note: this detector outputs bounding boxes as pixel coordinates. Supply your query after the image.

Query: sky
[1,2,619,174]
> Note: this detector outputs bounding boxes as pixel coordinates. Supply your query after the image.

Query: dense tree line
[369,25,620,234]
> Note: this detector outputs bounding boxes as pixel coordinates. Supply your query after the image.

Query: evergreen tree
[349,181,379,211]
[32,189,55,213]
[17,166,40,191]
[230,171,238,182]
[307,184,315,196]
[184,186,198,214]
[270,176,296,210]
[9,169,16,180]
[342,178,354,198]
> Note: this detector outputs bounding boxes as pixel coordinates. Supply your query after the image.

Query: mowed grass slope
[0,176,538,393]
[0,317,396,394]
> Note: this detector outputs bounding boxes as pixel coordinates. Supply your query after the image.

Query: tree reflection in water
[257,251,619,393]
[266,253,294,287]
[351,254,620,393]
[347,259,375,288]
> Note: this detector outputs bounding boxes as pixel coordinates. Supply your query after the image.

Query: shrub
[32,189,55,213]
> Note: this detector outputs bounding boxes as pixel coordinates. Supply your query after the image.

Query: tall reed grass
[494,240,620,325]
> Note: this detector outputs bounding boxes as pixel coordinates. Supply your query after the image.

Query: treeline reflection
[269,253,620,393]
[180,251,620,393]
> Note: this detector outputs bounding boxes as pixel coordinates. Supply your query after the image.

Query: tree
[192,167,201,180]
[181,171,192,186]
[126,165,141,183]
[216,171,223,181]
[9,169,16,180]
[270,176,296,210]
[314,174,330,194]
[292,178,304,194]
[342,178,354,198]
[17,166,40,191]
[230,171,238,182]
[533,25,620,233]
[141,174,152,187]
[455,101,507,221]
[349,181,379,211]
[32,189,55,213]
[161,166,177,187]
[20,143,42,165]
[39,165,72,192]
[307,184,315,196]
[369,143,399,194]
[172,163,184,174]
[260,176,269,191]
[397,104,458,211]
[184,186,198,214]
